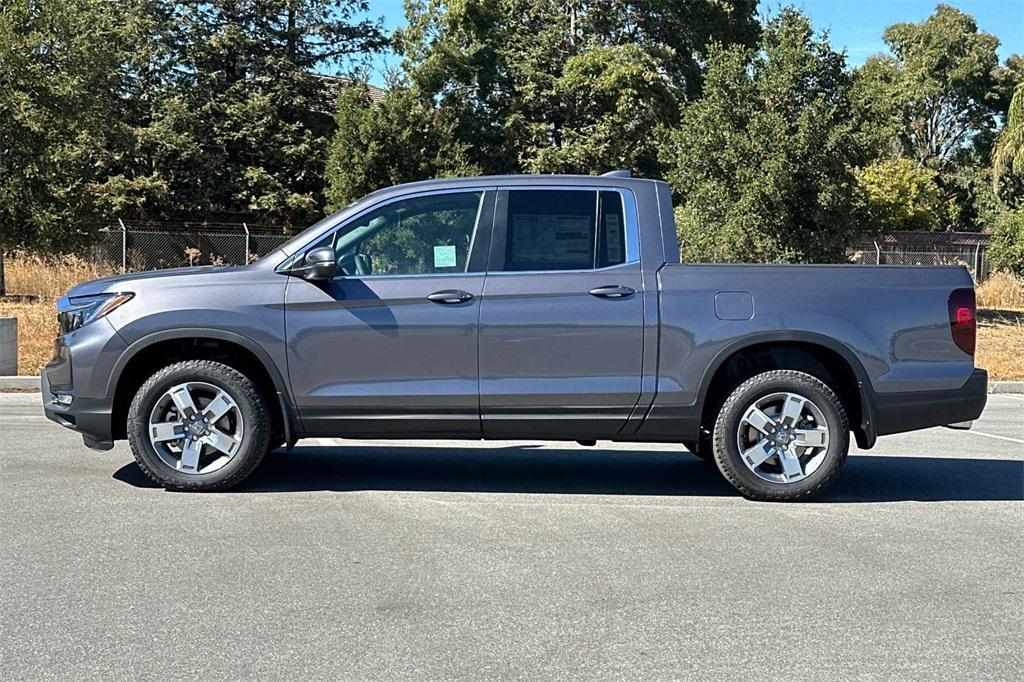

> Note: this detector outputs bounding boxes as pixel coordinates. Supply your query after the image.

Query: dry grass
[976,271,1024,311]
[975,273,1024,380]
[3,251,117,300]
[977,311,1024,382]
[0,300,56,375]
[1,252,118,375]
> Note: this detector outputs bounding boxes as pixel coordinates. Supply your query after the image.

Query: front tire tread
[126,360,271,492]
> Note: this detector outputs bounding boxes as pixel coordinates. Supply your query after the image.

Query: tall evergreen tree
[661,9,868,264]
[116,1,387,227]
[1,0,386,250]
[0,0,159,249]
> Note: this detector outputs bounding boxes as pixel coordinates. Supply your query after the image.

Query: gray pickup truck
[42,173,987,500]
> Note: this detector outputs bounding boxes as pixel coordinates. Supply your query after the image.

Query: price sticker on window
[433,245,457,268]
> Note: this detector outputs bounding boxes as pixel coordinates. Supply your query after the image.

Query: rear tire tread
[712,370,849,502]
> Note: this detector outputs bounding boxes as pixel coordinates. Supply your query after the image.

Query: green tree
[522,44,680,176]
[380,0,758,179]
[993,84,1024,192]
[854,5,1001,171]
[849,5,1021,231]
[661,9,867,264]
[988,207,1024,276]
[0,0,155,249]
[119,0,386,227]
[325,82,478,208]
[856,158,942,232]
[0,0,386,250]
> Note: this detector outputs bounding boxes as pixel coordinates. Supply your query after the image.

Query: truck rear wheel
[711,370,849,501]
[127,360,271,491]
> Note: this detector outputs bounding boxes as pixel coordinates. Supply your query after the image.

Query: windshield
[264,188,387,259]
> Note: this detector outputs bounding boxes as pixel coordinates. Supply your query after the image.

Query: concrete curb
[0,376,39,392]
[2,376,1023,394]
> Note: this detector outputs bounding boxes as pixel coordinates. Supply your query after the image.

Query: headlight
[58,292,134,334]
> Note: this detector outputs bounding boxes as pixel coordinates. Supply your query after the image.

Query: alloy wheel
[735,391,830,484]
[147,381,244,474]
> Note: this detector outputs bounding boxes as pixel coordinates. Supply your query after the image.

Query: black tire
[127,360,271,491]
[712,370,849,502]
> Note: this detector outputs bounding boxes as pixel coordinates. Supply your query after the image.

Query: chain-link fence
[93,222,294,272]
[848,247,990,282]
[91,222,996,283]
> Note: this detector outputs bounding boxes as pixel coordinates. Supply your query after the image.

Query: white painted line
[963,429,1024,446]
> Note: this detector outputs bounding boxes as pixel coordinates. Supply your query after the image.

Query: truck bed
[635,263,984,443]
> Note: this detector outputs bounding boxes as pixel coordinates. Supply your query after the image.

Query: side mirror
[288,247,337,281]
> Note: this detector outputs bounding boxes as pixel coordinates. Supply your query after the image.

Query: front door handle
[427,289,474,304]
[589,285,635,299]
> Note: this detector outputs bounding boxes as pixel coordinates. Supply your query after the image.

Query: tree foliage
[848,5,1021,233]
[853,5,1001,170]
[329,0,759,188]
[0,0,148,248]
[988,208,1024,276]
[3,0,1023,267]
[856,158,942,232]
[993,84,1024,192]
[0,0,385,249]
[661,9,867,263]
[326,83,478,208]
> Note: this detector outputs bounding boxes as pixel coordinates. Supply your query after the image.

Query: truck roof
[358,173,662,203]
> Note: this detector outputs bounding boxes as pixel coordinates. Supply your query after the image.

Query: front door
[285,190,494,436]
[478,188,645,437]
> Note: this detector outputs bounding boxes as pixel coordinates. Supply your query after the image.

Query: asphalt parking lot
[1,393,1022,679]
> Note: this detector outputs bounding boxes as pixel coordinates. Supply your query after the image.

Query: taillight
[948,288,976,356]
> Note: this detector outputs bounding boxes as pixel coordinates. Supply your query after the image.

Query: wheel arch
[107,329,296,442]
[696,332,877,449]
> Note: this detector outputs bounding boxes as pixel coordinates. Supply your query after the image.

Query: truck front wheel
[127,360,271,491]
[711,370,849,501]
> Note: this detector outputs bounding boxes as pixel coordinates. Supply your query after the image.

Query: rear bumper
[872,368,988,437]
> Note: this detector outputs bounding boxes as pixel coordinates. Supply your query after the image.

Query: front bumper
[40,320,125,451]
[872,368,988,437]
[41,372,116,450]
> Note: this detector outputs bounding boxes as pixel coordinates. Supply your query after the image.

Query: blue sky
[789,0,1022,66]
[357,0,1023,85]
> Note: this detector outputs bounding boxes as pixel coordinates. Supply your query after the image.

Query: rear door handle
[589,285,635,299]
[427,289,474,304]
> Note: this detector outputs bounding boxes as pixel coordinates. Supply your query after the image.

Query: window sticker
[433,244,457,268]
[511,214,593,267]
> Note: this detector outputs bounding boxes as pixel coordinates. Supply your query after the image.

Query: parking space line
[963,429,1024,445]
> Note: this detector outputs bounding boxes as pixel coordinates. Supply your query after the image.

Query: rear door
[478,187,645,437]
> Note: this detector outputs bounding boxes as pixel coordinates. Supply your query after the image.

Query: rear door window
[501,190,627,272]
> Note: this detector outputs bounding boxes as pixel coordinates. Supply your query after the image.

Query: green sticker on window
[433,245,457,268]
